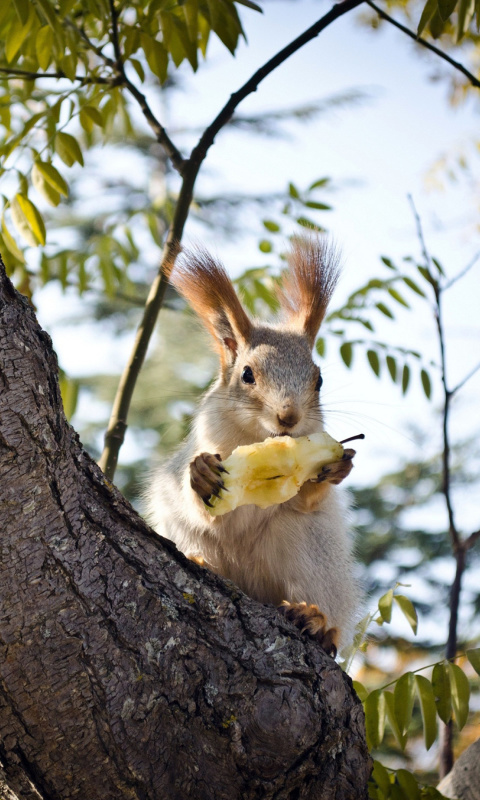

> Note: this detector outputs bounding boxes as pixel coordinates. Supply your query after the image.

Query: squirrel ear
[167,247,251,367]
[277,237,340,347]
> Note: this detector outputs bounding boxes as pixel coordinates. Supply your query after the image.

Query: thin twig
[451,360,480,397]
[366,0,480,90]
[190,0,365,166]
[444,250,480,291]
[0,67,111,84]
[408,194,433,273]
[107,0,185,173]
[466,529,480,549]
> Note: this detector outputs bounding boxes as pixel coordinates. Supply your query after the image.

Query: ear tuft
[277,237,340,346]
[167,247,252,366]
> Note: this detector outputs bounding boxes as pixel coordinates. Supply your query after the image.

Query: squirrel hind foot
[279,601,338,658]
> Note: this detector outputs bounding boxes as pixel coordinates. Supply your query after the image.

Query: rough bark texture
[0,257,371,800]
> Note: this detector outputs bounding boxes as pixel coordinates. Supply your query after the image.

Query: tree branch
[366,0,480,91]
[444,250,480,291]
[0,67,111,85]
[190,0,365,166]
[451,360,480,397]
[98,0,365,479]
[107,0,185,173]
[466,528,480,549]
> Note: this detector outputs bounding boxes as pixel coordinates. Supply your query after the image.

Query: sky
[35,0,480,536]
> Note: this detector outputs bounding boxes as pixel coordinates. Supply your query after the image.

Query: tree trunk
[0,257,371,800]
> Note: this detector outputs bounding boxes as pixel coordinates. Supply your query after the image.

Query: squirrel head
[166,238,340,439]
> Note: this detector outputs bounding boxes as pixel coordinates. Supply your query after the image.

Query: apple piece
[208,431,344,516]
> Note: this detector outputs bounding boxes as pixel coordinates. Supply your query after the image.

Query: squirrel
[144,237,359,657]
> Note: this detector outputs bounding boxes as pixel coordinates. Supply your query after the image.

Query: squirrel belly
[145,442,358,650]
[143,239,361,654]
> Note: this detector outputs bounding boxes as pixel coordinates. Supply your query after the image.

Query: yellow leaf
[11,194,46,246]
[32,164,61,206]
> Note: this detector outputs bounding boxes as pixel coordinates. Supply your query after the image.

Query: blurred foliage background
[1,0,480,795]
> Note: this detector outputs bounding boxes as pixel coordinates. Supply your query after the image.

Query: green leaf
[417,265,437,288]
[417,0,438,33]
[376,302,394,319]
[6,7,34,62]
[467,648,480,675]
[11,194,46,246]
[55,132,84,167]
[364,689,385,750]
[353,681,368,702]
[387,287,409,308]
[396,770,421,800]
[381,256,397,270]
[13,0,29,24]
[59,373,79,420]
[288,182,300,199]
[394,672,415,736]
[304,200,332,211]
[378,589,393,623]
[383,691,406,749]
[367,349,381,377]
[386,355,397,383]
[402,364,410,395]
[32,164,61,206]
[1,216,24,262]
[456,0,475,40]
[308,178,329,190]
[437,0,458,21]
[371,760,391,797]
[414,675,437,750]
[296,216,323,231]
[80,105,104,128]
[234,0,263,11]
[316,337,325,357]
[421,369,432,399]
[36,25,54,70]
[447,662,470,730]
[393,595,418,634]
[35,161,69,196]
[340,342,353,368]
[403,276,426,297]
[432,257,445,276]
[432,663,452,725]
[263,220,280,233]
[258,239,272,253]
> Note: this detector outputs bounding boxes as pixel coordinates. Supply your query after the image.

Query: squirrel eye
[315,372,323,392]
[241,366,255,385]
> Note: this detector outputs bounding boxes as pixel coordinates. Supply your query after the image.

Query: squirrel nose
[277,407,299,429]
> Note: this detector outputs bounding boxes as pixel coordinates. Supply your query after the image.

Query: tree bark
[0,257,371,800]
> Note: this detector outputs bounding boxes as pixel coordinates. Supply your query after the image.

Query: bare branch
[190,0,365,166]
[106,0,185,173]
[408,194,434,275]
[451,360,480,397]
[444,250,480,291]
[466,528,480,549]
[366,0,480,91]
[0,67,111,84]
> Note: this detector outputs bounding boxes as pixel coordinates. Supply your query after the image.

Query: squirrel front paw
[312,447,356,486]
[279,601,338,657]
[190,452,228,508]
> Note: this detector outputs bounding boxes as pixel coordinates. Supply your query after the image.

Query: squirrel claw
[279,601,338,658]
[191,452,228,506]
